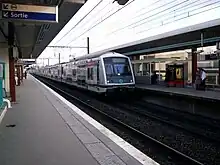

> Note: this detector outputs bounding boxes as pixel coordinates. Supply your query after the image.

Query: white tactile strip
[0,106,7,125]
[31,75,159,165]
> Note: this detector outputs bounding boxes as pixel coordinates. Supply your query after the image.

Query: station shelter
[131,57,179,85]
[165,60,189,87]
[131,57,193,87]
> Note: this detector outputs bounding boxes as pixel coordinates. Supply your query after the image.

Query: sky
[37,0,220,66]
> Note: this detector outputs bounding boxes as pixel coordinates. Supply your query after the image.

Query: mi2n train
[33,52,135,94]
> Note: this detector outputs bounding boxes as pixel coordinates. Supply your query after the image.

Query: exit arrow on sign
[2,4,9,10]
[2,11,9,18]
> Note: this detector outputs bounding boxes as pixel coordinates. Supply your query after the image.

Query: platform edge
[31,75,159,165]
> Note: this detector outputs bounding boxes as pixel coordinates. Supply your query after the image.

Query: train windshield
[104,57,132,76]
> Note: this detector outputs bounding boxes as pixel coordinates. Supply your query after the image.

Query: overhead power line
[66,0,136,45]
[54,0,104,45]
[105,0,218,36]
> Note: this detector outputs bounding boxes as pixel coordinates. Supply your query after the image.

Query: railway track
[138,99,220,130]
[35,75,204,165]
[111,101,220,143]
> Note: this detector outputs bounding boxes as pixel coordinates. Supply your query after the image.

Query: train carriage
[33,51,135,94]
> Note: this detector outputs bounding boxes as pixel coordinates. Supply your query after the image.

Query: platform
[0,75,157,165]
[136,84,220,102]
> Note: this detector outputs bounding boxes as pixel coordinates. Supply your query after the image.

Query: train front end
[102,53,135,94]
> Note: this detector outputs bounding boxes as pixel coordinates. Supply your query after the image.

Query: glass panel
[104,57,132,76]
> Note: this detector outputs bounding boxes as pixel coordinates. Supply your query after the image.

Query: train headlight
[107,80,110,83]
[130,80,133,82]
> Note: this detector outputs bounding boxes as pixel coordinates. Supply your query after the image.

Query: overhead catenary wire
[105,0,218,37]
[106,0,189,35]
[90,0,220,49]
[72,1,113,34]
[61,0,186,46]
[66,0,136,46]
[51,0,220,55]
[67,0,184,45]
[131,0,217,29]
[54,0,104,45]
[58,1,116,46]
[136,0,220,34]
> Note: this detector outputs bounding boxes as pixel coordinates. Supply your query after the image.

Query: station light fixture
[113,0,129,5]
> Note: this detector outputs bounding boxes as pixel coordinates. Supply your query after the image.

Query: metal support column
[8,22,16,102]
[149,62,152,84]
[217,42,220,85]
[158,61,161,83]
[141,62,143,76]
[87,37,90,54]
[17,65,21,86]
[192,47,197,85]
[21,65,23,80]
[58,53,61,64]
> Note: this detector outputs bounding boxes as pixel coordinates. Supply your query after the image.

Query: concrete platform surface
[136,84,220,101]
[0,75,158,165]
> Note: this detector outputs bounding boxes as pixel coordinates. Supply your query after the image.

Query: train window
[63,70,66,76]
[114,64,130,76]
[91,68,93,80]
[72,69,76,76]
[104,57,132,76]
[87,68,90,79]
[112,58,126,63]
[87,68,93,80]
[61,67,64,75]
[97,65,99,83]
[105,64,114,75]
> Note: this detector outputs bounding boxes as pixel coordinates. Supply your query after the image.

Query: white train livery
[32,52,135,94]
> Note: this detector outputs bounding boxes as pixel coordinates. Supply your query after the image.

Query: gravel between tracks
[121,101,220,141]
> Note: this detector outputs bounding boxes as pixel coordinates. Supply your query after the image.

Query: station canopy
[0,0,86,59]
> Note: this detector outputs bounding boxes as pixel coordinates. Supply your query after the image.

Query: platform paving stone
[76,132,101,144]
[32,76,151,165]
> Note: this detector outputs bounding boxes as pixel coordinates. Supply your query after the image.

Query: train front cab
[102,55,135,96]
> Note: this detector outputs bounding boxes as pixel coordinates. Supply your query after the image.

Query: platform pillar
[191,47,197,85]
[8,22,16,102]
[16,65,21,86]
[21,65,23,80]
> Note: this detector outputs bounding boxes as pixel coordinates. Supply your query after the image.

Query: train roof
[74,51,114,61]
[41,51,128,69]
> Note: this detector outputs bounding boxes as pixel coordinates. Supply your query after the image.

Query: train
[32,51,136,95]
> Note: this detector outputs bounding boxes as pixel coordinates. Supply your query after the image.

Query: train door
[61,65,63,81]
[66,64,72,82]
[72,67,77,82]
[58,65,62,80]
[86,60,99,85]
[97,61,99,84]
[87,67,94,85]
[71,62,77,82]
